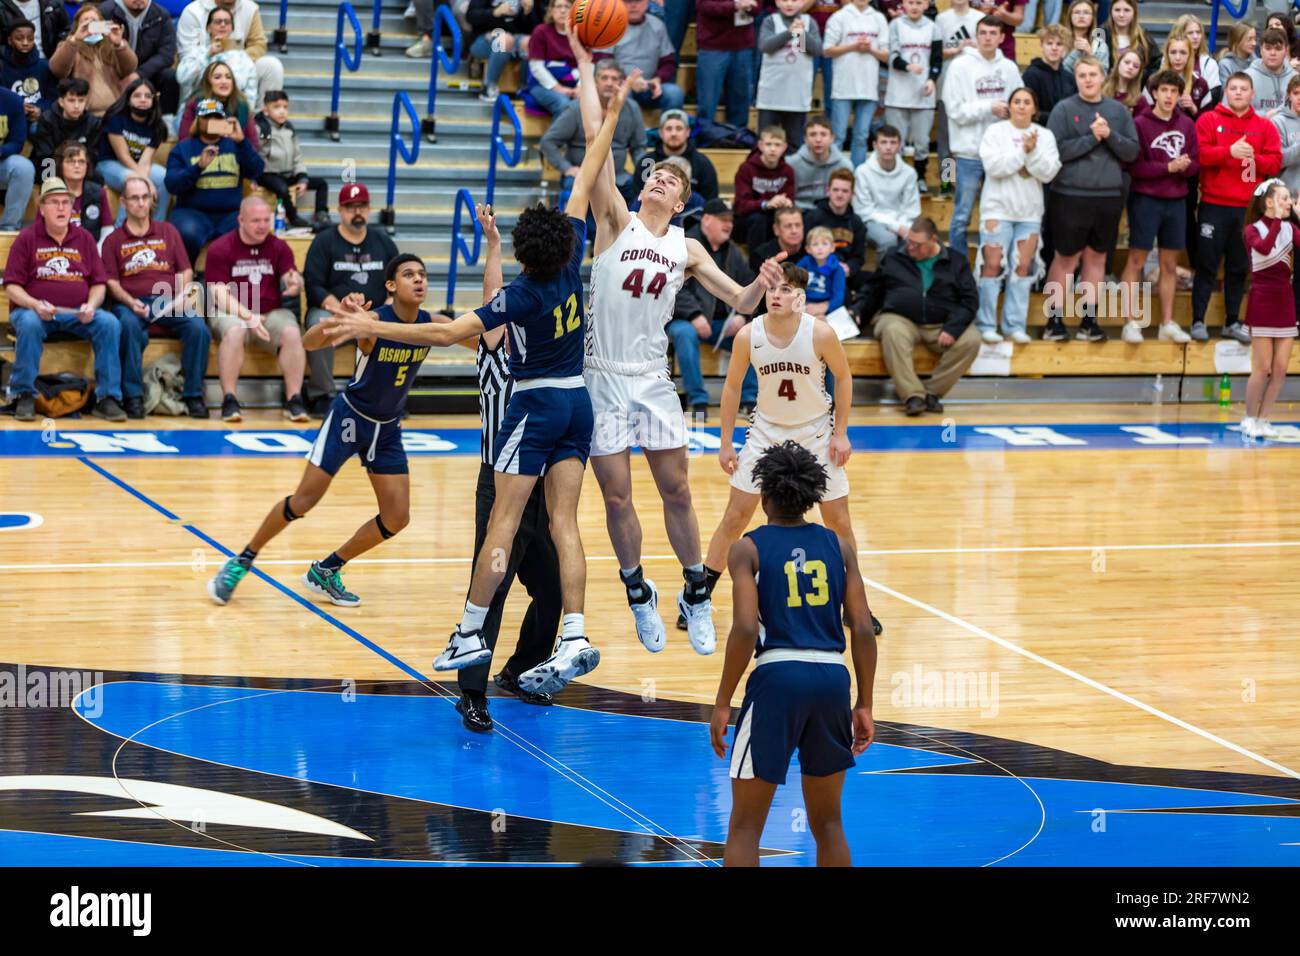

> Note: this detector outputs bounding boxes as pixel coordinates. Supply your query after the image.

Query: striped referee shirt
[476,337,513,465]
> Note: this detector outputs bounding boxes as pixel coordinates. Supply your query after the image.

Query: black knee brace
[283,496,302,521]
[374,514,395,539]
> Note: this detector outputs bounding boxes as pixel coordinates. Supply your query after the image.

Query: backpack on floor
[33,373,94,418]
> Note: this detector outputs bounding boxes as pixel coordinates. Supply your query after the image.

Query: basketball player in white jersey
[704,263,860,585]
[569,35,787,656]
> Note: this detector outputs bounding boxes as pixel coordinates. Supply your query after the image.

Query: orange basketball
[570,0,628,50]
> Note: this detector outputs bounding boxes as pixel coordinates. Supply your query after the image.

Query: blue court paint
[3,421,1300,458]
[0,513,42,530]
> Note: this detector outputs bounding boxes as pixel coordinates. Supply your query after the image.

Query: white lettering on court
[224,432,314,453]
[972,427,1087,446]
[1119,426,1213,445]
[58,432,180,454]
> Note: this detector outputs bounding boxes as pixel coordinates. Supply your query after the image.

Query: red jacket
[1195,101,1283,207]
[695,0,756,52]
[734,150,795,216]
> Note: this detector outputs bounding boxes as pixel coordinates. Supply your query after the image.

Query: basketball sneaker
[1257,419,1281,440]
[434,626,492,670]
[677,589,716,655]
[302,562,361,607]
[628,579,666,653]
[1239,417,1258,440]
[207,557,248,605]
[518,636,601,696]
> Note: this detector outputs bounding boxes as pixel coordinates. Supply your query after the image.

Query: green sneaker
[208,558,248,605]
[302,562,361,607]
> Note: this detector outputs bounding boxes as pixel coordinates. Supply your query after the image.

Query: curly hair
[752,441,828,518]
[512,203,576,281]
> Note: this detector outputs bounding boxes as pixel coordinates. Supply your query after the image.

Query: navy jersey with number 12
[344,304,433,420]
[747,523,847,656]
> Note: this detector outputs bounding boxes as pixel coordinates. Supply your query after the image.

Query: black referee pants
[458,462,562,696]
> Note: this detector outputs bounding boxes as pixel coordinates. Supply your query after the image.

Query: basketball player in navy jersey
[207,253,432,607]
[321,76,632,696]
[710,441,877,867]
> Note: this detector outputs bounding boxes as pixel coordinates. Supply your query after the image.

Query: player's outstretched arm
[840,540,876,755]
[320,308,485,347]
[304,299,374,354]
[688,239,788,315]
[568,31,629,238]
[814,320,853,466]
[710,536,761,758]
[564,67,636,223]
[717,325,751,475]
[470,202,507,351]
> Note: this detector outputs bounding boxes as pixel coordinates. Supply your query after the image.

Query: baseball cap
[701,198,731,217]
[339,183,370,206]
[39,177,69,200]
[659,109,690,129]
[195,98,226,119]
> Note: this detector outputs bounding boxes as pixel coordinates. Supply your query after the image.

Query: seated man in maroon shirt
[203,195,309,423]
[103,174,209,420]
[3,177,125,423]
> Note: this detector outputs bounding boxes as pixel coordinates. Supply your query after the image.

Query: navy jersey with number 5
[474,217,587,381]
[747,523,847,656]
[344,304,433,420]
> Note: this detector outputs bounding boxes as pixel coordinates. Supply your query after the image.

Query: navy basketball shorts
[493,383,594,476]
[306,395,408,476]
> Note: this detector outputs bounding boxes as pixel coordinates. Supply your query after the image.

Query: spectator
[1169,13,1218,260]
[521,0,578,116]
[302,182,398,416]
[98,76,169,222]
[735,124,796,250]
[255,89,329,232]
[1042,55,1139,342]
[852,123,919,256]
[177,60,259,145]
[1120,69,1198,345]
[1216,22,1255,86]
[862,215,980,416]
[597,0,683,112]
[1,19,54,134]
[1248,28,1296,117]
[975,0,1024,60]
[885,0,941,193]
[936,0,982,199]
[942,16,1021,251]
[1023,25,1076,127]
[976,87,1059,344]
[539,60,645,202]
[0,83,32,229]
[1102,48,1145,113]
[3,176,124,421]
[1147,34,1211,118]
[0,0,70,59]
[456,0,541,103]
[665,198,757,421]
[1191,71,1281,344]
[789,114,851,210]
[805,167,866,278]
[652,108,719,204]
[49,3,137,116]
[823,0,889,168]
[1061,0,1107,76]
[807,0,839,109]
[165,97,264,262]
[1273,74,1300,198]
[203,194,307,422]
[97,0,180,120]
[663,0,693,54]
[797,225,845,316]
[176,2,256,106]
[54,140,109,240]
[176,0,283,109]
[104,173,208,418]
[756,0,822,149]
[1100,0,1153,82]
[29,75,101,174]
[749,204,806,276]
[694,0,756,127]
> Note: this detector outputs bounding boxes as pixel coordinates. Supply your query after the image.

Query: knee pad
[282,496,302,522]
[374,514,395,539]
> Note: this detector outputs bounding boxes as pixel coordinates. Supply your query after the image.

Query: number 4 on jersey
[778,378,797,401]
[622,269,667,299]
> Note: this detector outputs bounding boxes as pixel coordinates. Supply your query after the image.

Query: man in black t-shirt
[302,183,400,415]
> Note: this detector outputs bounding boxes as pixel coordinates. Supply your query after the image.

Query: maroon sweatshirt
[1129,107,1200,200]
[696,0,756,53]
[734,149,796,216]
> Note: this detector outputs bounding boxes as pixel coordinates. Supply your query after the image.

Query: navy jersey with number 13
[344,304,433,420]
[748,523,847,656]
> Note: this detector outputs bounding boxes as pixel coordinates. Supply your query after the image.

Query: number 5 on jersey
[552,293,579,339]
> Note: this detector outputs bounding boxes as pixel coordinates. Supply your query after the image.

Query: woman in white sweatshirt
[975,88,1061,343]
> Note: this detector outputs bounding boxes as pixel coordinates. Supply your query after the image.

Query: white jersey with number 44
[750,313,832,428]
[586,215,688,375]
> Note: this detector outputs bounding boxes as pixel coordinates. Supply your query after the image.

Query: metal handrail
[422,5,463,144]
[485,94,523,209]
[382,92,421,235]
[366,0,384,56]
[1208,0,1251,53]
[326,2,364,142]
[446,189,483,312]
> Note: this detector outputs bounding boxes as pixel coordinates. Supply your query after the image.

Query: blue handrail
[367,0,384,55]
[326,2,364,141]
[423,5,463,143]
[485,94,523,209]
[1208,0,1250,53]
[446,189,483,312]
[383,91,421,234]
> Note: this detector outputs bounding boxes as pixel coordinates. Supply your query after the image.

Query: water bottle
[1218,373,1231,408]
[1151,373,1163,407]
[274,201,286,236]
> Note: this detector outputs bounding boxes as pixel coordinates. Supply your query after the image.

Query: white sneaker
[1008,330,1032,344]
[677,590,717,655]
[433,626,491,671]
[629,579,666,653]
[1157,321,1191,343]
[1257,419,1281,439]
[903,144,915,158]
[981,330,1004,344]
[519,636,601,696]
[478,84,499,103]
[404,36,432,58]
[404,1,415,16]
[1120,320,1145,344]
[1239,417,1258,440]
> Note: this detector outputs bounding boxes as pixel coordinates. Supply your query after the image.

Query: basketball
[570,0,627,50]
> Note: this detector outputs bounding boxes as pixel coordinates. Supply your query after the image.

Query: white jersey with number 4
[750,313,832,428]
[586,215,688,375]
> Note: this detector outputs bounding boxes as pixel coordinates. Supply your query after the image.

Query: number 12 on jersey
[552,293,579,339]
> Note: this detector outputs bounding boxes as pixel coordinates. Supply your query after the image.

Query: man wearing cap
[164,97,264,263]
[664,198,758,422]
[3,176,125,422]
[301,182,400,417]
[203,194,307,422]
[104,173,209,419]
[651,109,718,205]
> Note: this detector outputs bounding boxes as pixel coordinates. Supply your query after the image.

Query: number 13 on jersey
[552,293,579,339]
[784,559,829,607]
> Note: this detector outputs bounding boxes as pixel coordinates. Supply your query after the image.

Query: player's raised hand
[719,442,738,476]
[758,251,788,289]
[610,69,639,113]
[476,203,499,244]
[852,704,874,755]
[320,310,373,344]
[709,704,731,758]
[829,433,852,467]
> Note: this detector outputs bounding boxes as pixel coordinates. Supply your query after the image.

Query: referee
[454,208,562,732]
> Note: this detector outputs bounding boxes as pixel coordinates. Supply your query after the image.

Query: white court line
[861,575,1300,781]
[7,539,1300,572]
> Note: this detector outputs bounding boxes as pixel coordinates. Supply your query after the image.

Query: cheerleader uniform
[1243,215,1299,338]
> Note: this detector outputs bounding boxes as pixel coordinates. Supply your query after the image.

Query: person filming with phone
[49,4,138,116]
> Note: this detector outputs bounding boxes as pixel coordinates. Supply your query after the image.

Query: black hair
[753,441,828,519]
[7,18,35,34]
[1150,69,1186,94]
[978,14,1004,32]
[104,77,167,144]
[511,203,575,281]
[58,77,91,98]
[385,252,426,284]
[206,5,235,26]
[263,89,289,106]
[780,262,809,290]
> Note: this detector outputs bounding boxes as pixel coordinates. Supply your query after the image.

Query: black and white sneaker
[518,636,600,696]
[1076,320,1107,342]
[494,668,553,705]
[433,626,491,671]
[284,393,309,422]
[221,393,242,422]
[1041,317,1069,341]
